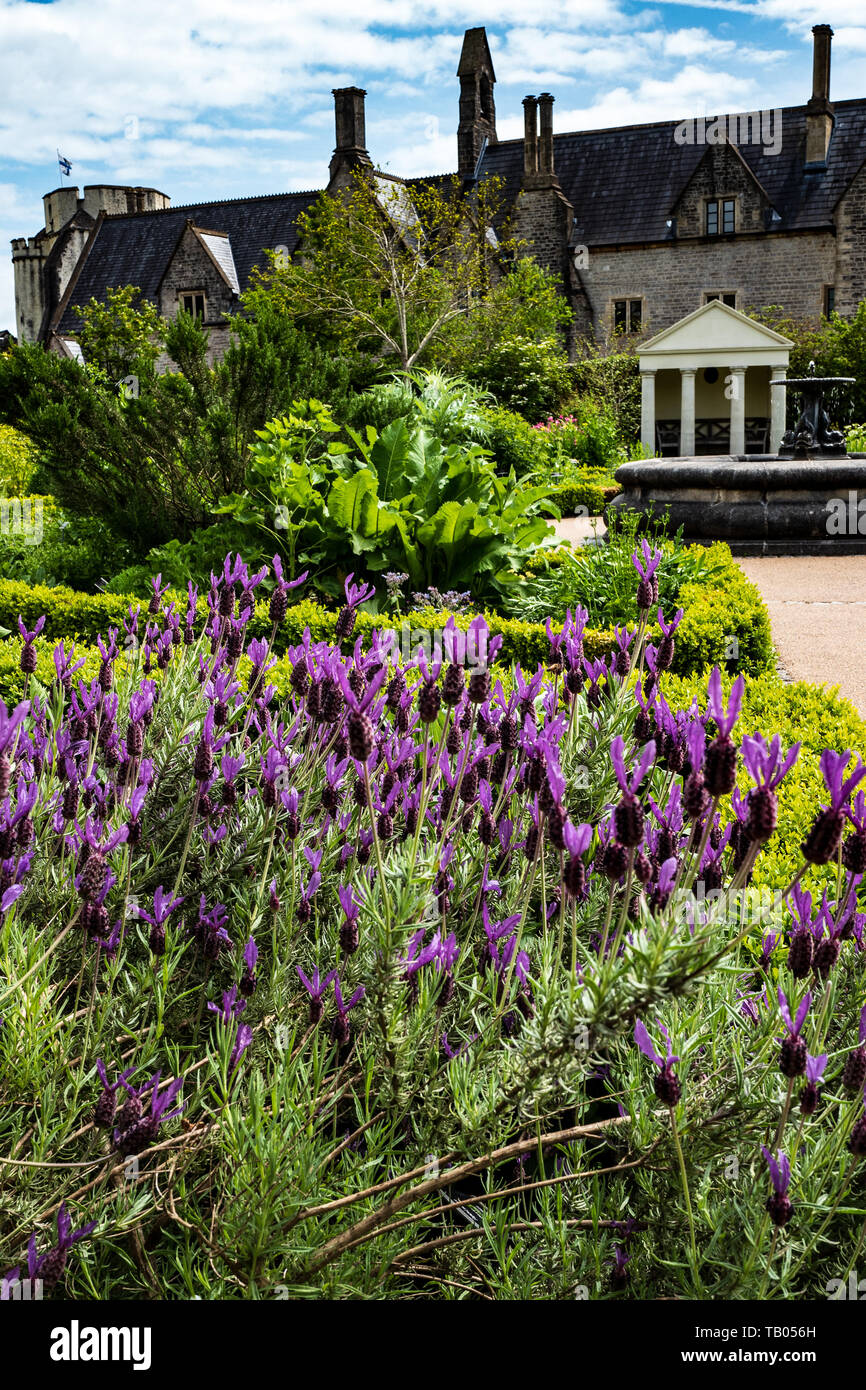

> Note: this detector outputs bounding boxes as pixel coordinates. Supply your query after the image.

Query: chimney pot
[522,95,538,177]
[538,92,555,176]
[805,25,834,166]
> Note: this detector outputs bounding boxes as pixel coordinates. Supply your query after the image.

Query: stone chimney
[805,24,834,167]
[538,93,555,176]
[328,87,372,189]
[522,96,538,177]
[457,27,498,180]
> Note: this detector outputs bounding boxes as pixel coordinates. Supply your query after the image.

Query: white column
[640,369,657,455]
[680,368,696,456]
[770,366,787,453]
[730,366,746,455]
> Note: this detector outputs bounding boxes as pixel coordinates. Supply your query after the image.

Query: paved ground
[553,515,603,545]
[734,556,866,717]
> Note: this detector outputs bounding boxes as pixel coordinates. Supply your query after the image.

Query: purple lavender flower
[240,936,258,996]
[655,607,683,671]
[23,1202,97,1291]
[741,734,801,844]
[799,1052,828,1116]
[338,884,362,955]
[610,736,656,849]
[138,886,185,956]
[228,1022,254,1076]
[634,1018,681,1105]
[802,750,866,865]
[190,897,231,960]
[297,965,337,1024]
[332,976,365,1045]
[207,986,247,1023]
[335,573,376,642]
[93,1058,136,1129]
[562,820,592,899]
[777,987,811,1078]
[632,540,662,610]
[113,1071,185,1157]
[762,1147,793,1226]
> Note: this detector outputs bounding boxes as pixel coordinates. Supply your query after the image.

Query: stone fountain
[609,366,866,555]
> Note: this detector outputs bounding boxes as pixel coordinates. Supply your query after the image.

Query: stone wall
[672,143,770,238]
[158,224,237,364]
[580,230,836,341]
[835,159,866,317]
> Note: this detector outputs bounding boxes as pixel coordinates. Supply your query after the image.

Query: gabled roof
[478,98,866,245]
[55,190,319,333]
[640,298,794,353]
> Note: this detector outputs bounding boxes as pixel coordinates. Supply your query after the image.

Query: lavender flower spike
[761,1146,793,1226]
[634,1018,681,1105]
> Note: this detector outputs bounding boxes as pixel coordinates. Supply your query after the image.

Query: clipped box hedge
[0,540,772,700]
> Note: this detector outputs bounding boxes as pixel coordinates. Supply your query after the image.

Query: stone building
[11,23,866,361]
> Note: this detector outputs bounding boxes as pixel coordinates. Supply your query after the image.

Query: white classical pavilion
[638,300,793,458]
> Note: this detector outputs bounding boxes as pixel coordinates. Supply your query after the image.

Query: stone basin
[608,453,866,555]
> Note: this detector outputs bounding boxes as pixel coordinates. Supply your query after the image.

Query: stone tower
[457,27,497,180]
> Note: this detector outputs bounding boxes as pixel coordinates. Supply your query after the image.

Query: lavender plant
[1,552,866,1301]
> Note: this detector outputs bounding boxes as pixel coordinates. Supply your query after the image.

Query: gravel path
[734,556,866,717]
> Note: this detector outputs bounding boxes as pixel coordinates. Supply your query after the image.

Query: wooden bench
[656,417,771,456]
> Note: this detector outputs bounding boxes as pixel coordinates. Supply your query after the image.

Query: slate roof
[55,190,319,333]
[51,95,866,336]
[477,98,866,246]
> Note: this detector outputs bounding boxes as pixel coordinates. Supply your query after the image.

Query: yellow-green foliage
[0,425,37,494]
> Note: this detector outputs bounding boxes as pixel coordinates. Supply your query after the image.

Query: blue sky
[1,0,865,332]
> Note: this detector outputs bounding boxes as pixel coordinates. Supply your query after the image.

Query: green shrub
[0,493,134,592]
[466,335,572,418]
[476,405,548,477]
[108,522,250,596]
[673,564,772,676]
[568,351,641,446]
[846,422,866,452]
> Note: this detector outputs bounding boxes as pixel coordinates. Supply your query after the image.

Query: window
[824,285,835,317]
[706,199,735,235]
[180,292,206,319]
[704,291,738,309]
[613,298,642,333]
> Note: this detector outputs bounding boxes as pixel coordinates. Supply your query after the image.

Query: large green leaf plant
[215,399,558,603]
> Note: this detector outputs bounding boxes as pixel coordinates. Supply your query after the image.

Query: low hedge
[549,477,622,517]
[0,541,772,691]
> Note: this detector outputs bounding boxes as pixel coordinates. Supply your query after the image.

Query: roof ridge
[100,188,323,220]
[486,99,866,147]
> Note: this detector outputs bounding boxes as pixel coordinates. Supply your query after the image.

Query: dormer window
[707,199,735,235]
[180,292,206,320]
